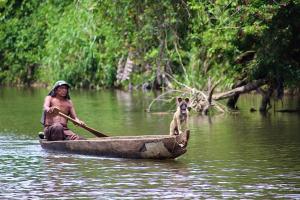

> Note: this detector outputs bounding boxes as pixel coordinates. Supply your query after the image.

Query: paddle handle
[57,111,108,137]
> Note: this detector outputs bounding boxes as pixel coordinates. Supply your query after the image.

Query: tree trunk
[259,86,273,112]
[213,79,267,100]
[227,95,240,109]
[226,79,248,109]
[203,77,220,115]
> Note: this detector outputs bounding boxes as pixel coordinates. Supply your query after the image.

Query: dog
[170,97,190,136]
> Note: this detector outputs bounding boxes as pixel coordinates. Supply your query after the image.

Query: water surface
[0,87,299,199]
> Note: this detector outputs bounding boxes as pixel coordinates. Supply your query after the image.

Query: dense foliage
[0,0,299,90]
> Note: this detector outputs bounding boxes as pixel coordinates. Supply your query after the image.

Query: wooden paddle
[53,108,108,137]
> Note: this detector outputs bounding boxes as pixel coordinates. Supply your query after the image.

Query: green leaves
[0,0,299,89]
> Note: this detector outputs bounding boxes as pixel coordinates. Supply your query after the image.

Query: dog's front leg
[176,115,183,135]
[169,120,175,135]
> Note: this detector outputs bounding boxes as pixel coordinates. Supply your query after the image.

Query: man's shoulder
[45,95,52,101]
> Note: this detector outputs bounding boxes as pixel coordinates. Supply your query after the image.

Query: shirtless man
[41,80,84,140]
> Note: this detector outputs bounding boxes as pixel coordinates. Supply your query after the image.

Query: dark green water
[0,87,299,199]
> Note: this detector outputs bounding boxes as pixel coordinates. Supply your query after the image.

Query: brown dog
[170,97,190,136]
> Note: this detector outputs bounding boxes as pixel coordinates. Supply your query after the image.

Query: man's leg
[63,128,85,140]
[44,123,65,141]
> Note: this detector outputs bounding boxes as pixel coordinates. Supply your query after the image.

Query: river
[0,87,299,199]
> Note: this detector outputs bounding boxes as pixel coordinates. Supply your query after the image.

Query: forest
[0,0,299,112]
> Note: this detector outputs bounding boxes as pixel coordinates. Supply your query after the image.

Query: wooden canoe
[39,130,190,159]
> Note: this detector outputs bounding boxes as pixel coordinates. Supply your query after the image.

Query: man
[41,80,85,140]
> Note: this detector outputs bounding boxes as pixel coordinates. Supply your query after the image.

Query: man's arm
[43,96,60,115]
[43,96,52,112]
[69,100,85,125]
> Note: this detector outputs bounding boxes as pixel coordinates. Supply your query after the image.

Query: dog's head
[177,97,190,114]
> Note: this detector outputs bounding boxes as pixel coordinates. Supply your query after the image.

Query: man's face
[55,85,68,97]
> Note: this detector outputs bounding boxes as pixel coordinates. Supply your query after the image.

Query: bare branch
[213,79,267,100]
[146,89,182,112]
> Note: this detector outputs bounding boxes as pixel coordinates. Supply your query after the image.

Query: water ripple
[0,134,299,199]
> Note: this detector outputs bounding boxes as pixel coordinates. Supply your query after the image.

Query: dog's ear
[177,97,182,103]
[185,98,189,103]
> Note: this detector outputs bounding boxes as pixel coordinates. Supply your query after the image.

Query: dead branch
[146,89,182,112]
[213,79,267,100]
[150,74,227,114]
[147,75,268,115]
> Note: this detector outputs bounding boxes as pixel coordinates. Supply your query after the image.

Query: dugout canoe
[39,130,190,159]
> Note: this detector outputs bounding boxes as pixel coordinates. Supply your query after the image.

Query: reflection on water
[0,136,193,199]
[1,137,299,199]
[0,88,299,199]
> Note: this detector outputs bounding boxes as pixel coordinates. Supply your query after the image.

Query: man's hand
[46,107,60,115]
[73,119,86,127]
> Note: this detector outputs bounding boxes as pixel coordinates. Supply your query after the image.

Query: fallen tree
[212,79,267,100]
[146,77,271,114]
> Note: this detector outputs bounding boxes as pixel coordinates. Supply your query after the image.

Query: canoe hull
[39,130,190,159]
